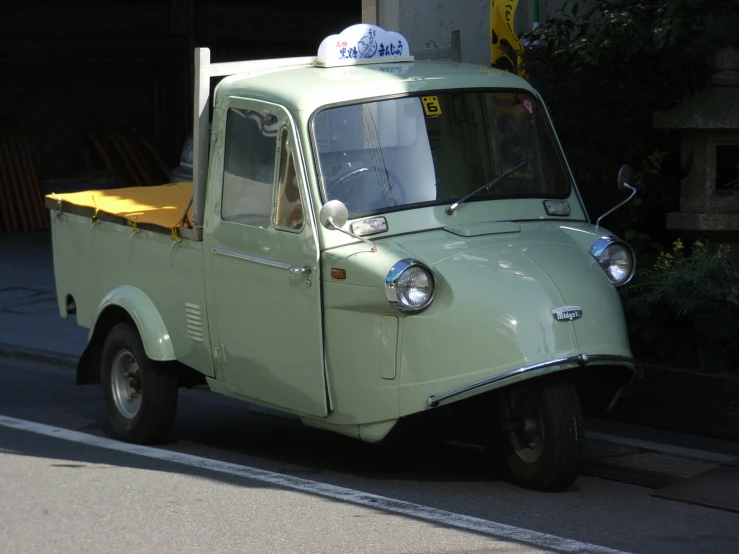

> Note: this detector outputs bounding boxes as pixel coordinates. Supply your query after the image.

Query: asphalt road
[1,356,738,554]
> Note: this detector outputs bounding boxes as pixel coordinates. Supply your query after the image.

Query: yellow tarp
[46,182,194,229]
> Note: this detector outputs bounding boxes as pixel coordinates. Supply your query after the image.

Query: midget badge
[552,306,583,321]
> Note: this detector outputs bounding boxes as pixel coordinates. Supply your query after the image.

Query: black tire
[501,375,584,491]
[101,322,178,444]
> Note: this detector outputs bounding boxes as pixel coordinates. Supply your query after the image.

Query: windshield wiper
[445,160,527,215]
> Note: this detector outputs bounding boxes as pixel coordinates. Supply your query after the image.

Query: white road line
[0,414,631,554]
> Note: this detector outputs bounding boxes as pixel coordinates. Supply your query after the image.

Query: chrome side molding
[213,247,291,270]
[425,354,639,408]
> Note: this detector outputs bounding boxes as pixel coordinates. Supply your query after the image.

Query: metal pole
[192,47,210,234]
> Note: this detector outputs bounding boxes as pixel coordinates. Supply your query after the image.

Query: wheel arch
[569,363,639,415]
[77,286,176,385]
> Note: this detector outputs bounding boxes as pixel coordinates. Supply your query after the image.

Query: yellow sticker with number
[421,96,442,116]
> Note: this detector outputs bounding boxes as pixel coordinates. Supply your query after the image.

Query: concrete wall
[369,0,490,65]
[399,0,490,66]
[366,0,569,66]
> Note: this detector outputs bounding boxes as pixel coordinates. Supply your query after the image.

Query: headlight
[590,237,635,286]
[385,259,436,312]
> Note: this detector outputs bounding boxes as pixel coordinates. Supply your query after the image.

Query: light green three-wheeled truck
[46,24,640,491]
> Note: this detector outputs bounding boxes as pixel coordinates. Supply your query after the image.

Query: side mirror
[319,200,349,230]
[617,165,635,192]
[319,199,377,252]
[595,165,638,229]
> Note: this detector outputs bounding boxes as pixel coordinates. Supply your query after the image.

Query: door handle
[289,265,312,287]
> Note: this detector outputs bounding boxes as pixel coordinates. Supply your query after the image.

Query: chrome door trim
[425,354,640,408]
[213,247,291,270]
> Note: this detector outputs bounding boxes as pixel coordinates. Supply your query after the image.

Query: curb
[0,343,78,369]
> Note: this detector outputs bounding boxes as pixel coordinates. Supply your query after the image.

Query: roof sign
[315,24,414,67]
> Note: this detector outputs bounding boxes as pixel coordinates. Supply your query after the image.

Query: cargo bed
[44,182,194,236]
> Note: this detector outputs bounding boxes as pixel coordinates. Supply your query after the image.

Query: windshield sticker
[521,96,535,114]
[421,96,442,116]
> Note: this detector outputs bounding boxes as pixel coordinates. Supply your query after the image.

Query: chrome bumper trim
[425,354,638,408]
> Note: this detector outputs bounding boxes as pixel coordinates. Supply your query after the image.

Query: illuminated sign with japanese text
[316,24,414,67]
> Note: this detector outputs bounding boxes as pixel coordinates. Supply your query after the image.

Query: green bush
[623,240,739,371]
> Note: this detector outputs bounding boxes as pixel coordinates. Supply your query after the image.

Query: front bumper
[425,353,640,407]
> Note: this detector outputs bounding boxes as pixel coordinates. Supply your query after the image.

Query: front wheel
[101,323,178,444]
[500,375,584,491]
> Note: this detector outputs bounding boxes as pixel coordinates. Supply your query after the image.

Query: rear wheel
[101,323,178,444]
[500,375,584,491]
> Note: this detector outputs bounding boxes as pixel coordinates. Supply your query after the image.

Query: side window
[222,108,278,227]
[274,129,304,231]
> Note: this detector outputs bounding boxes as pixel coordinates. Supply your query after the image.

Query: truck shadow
[169,387,508,485]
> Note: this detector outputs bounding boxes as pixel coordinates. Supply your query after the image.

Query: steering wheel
[496,143,538,194]
[495,175,538,195]
[327,166,405,211]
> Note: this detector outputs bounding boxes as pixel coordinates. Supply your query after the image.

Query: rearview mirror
[617,165,635,192]
[319,200,349,230]
[595,165,638,229]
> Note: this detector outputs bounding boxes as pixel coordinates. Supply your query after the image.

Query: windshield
[312,91,571,215]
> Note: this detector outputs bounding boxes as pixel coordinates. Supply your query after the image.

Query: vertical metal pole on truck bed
[192,47,211,236]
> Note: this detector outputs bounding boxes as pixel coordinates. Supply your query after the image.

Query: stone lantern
[653,47,739,248]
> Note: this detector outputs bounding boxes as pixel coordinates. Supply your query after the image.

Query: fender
[90,285,176,361]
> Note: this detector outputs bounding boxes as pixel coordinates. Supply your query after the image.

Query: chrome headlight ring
[589,237,635,286]
[385,259,436,312]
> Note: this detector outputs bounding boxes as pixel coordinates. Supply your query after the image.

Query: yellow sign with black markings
[421,96,442,116]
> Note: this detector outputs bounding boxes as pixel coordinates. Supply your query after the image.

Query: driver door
[204,99,327,417]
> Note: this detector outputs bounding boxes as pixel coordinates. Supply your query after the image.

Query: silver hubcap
[111,350,142,419]
[507,388,545,464]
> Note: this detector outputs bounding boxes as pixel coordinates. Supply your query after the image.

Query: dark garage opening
[0,0,360,232]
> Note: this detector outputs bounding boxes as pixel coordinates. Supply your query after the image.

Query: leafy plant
[623,240,739,371]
